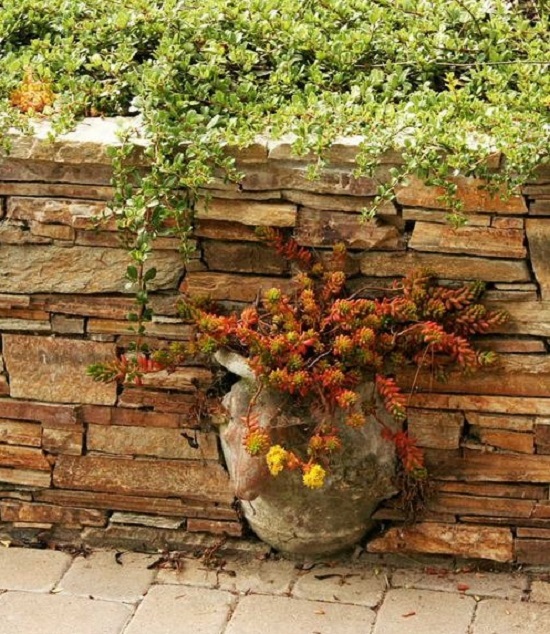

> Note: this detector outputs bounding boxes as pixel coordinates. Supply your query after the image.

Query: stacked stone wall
[0,120,549,561]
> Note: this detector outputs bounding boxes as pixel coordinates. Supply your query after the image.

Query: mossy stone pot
[215,351,397,558]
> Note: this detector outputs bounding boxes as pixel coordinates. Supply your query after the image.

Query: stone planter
[216,350,398,557]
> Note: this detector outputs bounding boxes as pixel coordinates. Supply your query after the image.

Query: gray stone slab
[531,580,550,603]
[158,556,297,595]
[58,550,157,602]
[292,565,386,607]
[123,585,234,634]
[225,594,376,634]
[0,547,72,592]
[473,598,550,633]
[0,591,132,634]
[372,589,475,634]
[392,568,528,600]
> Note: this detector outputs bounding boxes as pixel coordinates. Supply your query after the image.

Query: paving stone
[225,594,376,634]
[292,565,386,607]
[123,585,233,634]
[0,591,132,634]
[531,580,550,603]
[157,556,297,595]
[372,589,475,634]
[473,598,550,633]
[0,547,72,592]
[58,550,156,602]
[392,568,528,600]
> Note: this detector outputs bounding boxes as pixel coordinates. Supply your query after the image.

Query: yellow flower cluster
[302,464,326,489]
[266,445,288,476]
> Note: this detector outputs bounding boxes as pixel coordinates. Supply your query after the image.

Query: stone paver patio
[1,545,550,633]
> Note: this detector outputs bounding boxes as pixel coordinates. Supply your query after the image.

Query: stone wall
[0,119,549,561]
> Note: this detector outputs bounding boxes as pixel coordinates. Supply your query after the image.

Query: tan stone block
[367,522,514,562]
[476,337,546,354]
[80,405,189,427]
[492,216,524,229]
[0,181,114,200]
[409,393,550,416]
[0,295,31,309]
[403,208,490,225]
[184,272,292,302]
[530,200,550,215]
[87,425,218,460]
[3,335,117,405]
[0,318,51,332]
[429,493,535,518]
[397,176,527,213]
[465,412,535,431]
[30,221,75,241]
[0,444,50,470]
[195,198,297,227]
[425,448,550,483]
[53,455,232,502]
[138,367,212,391]
[296,208,400,249]
[0,500,106,526]
[360,251,530,282]
[42,427,84,455]
[485,302,550,337]
[87,318,193,340]
[402,354,550,398]
[110,512,183,529]
[407,409,464,449]
[410,222,526,258]
[526,219,550,299]
[0,419,41,447]
[117,388,197,413]
[186,518,242,536]
[516,540,550,565]
[0,375,8,395]
[0,467,51,487]
[0,223,51,244]
[474,428,534,453]
[283,190,397,214]
[51,314,85,334]
[42,295,134,319]
[0,158,113,184]
[7,196,105,226]
[437,481,547,499]
[194,219,263,241]
[35,489,238,520]
[202,241,288,274]
[0,245,184,294]
[0,398,79,424]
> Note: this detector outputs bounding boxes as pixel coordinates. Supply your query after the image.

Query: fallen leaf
[457,583,470,592]
[402,611,416,618]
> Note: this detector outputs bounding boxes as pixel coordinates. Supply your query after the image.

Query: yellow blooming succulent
[302,464,326,489]
[266,445,288,476]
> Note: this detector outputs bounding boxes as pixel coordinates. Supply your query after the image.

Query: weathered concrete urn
[215,351,397,557]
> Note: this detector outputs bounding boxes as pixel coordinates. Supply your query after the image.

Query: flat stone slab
[58,550,157,602]
[0,591,132,634]
[372,589,475,634]
[531,581,550,603]
[157,556,297,595]
[473,598,550,633]
[292,565,386,607]
[392,568,528,600]
[0,547,71,592]
[123,585,233,634]
[225,594,376,634]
